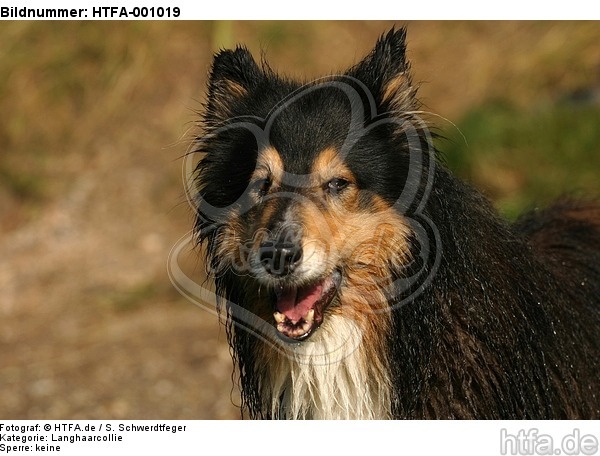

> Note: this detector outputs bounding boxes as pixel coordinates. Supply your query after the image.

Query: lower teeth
[275,318,313,337]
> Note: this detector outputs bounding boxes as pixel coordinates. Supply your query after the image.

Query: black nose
[259,240,303,277]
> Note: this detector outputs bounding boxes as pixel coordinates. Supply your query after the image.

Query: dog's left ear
[349,27,417,111]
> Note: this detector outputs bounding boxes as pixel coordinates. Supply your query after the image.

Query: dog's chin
[271,270,342,342]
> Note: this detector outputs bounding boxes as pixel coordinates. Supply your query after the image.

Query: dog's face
[195,29,430,344]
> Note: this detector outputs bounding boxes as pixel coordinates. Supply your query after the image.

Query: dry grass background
[1,21,599,419]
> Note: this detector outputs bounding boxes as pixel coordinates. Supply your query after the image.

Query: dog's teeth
[305,309,315,323]
[274,312,286,324]
[302,321,310,333]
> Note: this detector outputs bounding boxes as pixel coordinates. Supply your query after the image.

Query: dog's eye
[325,178,350,195]
[255,178,272,197]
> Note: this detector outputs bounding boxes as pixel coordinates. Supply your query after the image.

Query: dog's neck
[261,316,392,419]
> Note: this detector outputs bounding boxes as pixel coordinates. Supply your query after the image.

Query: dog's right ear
[205,47,262,122]
[349,27,418,111]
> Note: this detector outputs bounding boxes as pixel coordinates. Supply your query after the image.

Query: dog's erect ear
[349,27,417,111]
[205,46,262,122]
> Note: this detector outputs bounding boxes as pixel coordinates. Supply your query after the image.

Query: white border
[1,1,598,20]
[1,420,599,456]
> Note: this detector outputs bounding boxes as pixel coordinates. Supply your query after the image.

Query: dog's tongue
[276,283,323,323]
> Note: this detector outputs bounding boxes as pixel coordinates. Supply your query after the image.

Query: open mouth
[272,270,342,341]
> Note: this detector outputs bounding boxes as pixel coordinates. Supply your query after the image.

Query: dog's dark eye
[326,178,350,195]
[255,178,272,197]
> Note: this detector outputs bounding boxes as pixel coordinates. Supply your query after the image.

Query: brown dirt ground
[1,21,599,419]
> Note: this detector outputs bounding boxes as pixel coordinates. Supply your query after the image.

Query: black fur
[194,28,600,419]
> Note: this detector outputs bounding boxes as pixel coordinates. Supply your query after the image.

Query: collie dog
[191,28,600,419]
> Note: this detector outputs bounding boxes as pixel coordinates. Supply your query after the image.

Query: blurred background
[1,21,599,419]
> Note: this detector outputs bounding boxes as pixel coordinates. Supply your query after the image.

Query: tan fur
[213,209,243,270]
[212,80,248,119]
[381,72,417,110]
[251,146,284,188]
[312,147,354,184]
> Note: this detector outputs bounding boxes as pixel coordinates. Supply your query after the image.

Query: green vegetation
[441,101,600,220]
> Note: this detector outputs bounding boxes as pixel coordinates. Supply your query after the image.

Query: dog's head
[194,28,434,344]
